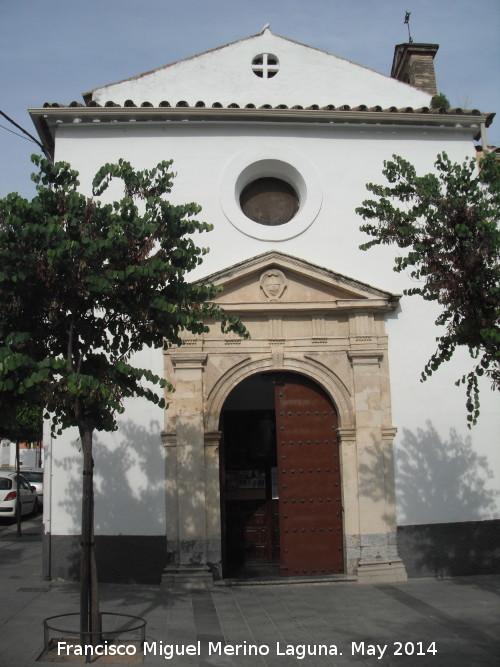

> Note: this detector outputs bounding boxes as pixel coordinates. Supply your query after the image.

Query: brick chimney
[391,43,439,96]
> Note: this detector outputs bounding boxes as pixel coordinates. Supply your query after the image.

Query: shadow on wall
[54,419,167,583]
[396,422,499,578]
[357,421,500,577]
[174,419,210,565]
[394,421,498,526]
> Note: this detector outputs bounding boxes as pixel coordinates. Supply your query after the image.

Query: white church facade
[30,27,499,584]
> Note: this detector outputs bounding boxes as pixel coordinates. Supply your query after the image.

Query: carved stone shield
[260,269,287,300]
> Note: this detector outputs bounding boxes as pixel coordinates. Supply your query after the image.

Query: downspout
[42,420,52,580]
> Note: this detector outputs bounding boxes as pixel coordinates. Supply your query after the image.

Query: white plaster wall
[45,345,166,536]
[0,440,10,466]
[48,120,499,535]
[90,30,431,109]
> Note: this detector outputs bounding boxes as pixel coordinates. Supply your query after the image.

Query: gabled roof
[81,26,432,110]
[28,27,495,157]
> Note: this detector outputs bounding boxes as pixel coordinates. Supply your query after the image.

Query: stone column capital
[338,427,356,444]
[161,432,177,448]
[381,427,398,442]
[204,431,222,447]
[347,350,383,365]
[171,353,208,370]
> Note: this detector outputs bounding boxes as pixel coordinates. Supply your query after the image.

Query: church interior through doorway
[219,371,344,579]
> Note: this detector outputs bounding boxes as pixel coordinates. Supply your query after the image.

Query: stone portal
[162,251,407,584]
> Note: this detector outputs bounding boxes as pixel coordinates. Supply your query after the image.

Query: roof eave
[29,106,495,160]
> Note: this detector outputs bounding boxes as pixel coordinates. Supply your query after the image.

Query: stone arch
[205,355,354,433]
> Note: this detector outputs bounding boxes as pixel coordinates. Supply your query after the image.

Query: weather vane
[404,11,413,43]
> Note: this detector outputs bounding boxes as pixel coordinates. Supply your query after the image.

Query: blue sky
[1,0,499,198]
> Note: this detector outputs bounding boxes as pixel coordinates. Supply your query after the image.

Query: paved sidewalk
[1,517,499,666]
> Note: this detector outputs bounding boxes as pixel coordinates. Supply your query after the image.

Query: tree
[430,93,450,110]
[356,151,499,426]
[0,398,42,445]
[0,155,247,643]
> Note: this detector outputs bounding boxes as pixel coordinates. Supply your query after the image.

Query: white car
[17,468,43,506]
[0,471,39,519]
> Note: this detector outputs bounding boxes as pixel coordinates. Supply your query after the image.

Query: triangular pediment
[198,252,399,312]
[85,28,430,109]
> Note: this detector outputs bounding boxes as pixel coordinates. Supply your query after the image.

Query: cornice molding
[29,106,492,158]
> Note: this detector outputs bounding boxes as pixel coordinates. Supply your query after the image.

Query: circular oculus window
[252,53,279,78]
[219,149,323,241]
[240,177,299,226]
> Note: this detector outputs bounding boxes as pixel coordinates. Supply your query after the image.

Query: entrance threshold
[216,574,357,587]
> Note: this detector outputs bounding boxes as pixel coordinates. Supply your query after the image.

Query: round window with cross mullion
[252,53,280,78]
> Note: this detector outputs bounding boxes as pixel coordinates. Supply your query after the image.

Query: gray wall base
[356,559,407,584]
[48,535,167,584]
[45,520,500,584]
[398,519,500,578]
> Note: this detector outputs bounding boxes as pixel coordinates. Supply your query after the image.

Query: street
[0,518,499,666]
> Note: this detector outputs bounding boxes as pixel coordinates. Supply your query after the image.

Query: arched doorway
[219,371,344,578]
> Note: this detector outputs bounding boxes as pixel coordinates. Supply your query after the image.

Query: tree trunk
[79,423,101,645]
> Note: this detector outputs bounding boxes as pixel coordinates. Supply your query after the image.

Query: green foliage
[356,152,500,426]
[0,155,247,437]
[0,397,42,443]
[431,93,450,110]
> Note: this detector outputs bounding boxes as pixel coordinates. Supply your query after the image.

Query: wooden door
[275,376,344,576]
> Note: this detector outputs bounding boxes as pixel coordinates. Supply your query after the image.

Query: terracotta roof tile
[40,99,490,120]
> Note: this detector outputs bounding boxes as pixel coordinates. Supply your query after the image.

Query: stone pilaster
[161,432,179,566]
[381,427,399,537]
[348,350,407,583]
[338,427,359,575]
[162,353,213,586]
[204,431,223,578]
